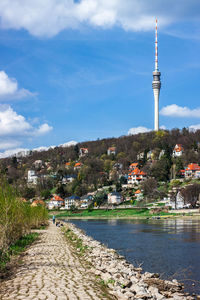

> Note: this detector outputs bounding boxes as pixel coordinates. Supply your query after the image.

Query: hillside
[1,128,200,201]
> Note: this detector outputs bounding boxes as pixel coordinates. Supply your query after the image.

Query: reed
[0,177,48,257]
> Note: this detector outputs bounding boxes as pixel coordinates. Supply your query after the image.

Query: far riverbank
[51,207,200,220]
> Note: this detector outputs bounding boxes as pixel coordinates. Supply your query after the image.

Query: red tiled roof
[108,147,116,151]
[75,162,82,167]
[52,195,64,201]
[186,163,200,171]
[174,144,184,152]
[135,190,141,194]
[130,163,138,168]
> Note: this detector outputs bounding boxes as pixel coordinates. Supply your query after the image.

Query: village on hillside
[1,130,200,213]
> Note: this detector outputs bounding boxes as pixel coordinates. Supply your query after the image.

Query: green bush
[0,177,48,257]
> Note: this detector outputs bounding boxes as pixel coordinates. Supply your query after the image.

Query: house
[128,168,147,185]
[107,147,116,156]
[107,192,123,205]
[74,162,82,170]
[79,148,88,157]
[135,190,143,200]
[65,195,80,209]
[159,150,165,160]
[33,160,43,169]
[47,194,65,209]
[113,163,123,170]
[27,170,38,185]
[80,195,93,208]
[182,163,200,179]
[173,144,184,157]
[62,175,76,184]
[137,152,144,160]
[65,162,71,168]
[147,151,153,161]
[129,163,138,170]
[31,200,45,207]
[169,191,190,209]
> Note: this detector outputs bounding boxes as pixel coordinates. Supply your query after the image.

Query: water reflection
[68,218,200,294]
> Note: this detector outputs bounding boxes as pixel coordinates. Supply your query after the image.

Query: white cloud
[189,124,200,132]
[0,148,30,159]
[36,123,53,136]
[0,105,52,150]
[128,126,151,135]
[0,0,199,37]
[0,106,31,136]
[0,71,34,100]
[0,140,78,158]
[0,140,21,150]
[59,141,77,147]
[160,104,200,118]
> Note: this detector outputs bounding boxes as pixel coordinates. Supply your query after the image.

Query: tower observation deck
[152,18,161,131]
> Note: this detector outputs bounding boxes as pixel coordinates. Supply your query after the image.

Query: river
[67,218,200,295]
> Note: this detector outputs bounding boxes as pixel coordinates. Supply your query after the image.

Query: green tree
[40,189,51,200]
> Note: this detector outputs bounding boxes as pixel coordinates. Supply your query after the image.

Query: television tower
[152,18,161,131]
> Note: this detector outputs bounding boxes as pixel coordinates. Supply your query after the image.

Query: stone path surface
[0,223,114,300]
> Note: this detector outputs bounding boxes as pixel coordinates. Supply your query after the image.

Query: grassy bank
[0,232,39,272]
[54,208,179,219]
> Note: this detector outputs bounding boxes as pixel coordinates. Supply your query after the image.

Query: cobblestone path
[0,223,114,300]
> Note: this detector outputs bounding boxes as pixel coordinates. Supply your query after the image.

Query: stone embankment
[66,222,196,300]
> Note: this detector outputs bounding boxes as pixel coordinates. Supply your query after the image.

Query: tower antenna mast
[152,18,161,131]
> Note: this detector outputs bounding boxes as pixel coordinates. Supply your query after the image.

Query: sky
[0,0,200,157]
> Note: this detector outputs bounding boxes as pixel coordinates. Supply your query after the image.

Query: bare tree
[180,184,200,208]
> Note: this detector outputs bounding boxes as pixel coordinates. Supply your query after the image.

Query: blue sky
[0,0,200,156]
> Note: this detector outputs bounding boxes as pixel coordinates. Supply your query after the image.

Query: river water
[67,218,200,295]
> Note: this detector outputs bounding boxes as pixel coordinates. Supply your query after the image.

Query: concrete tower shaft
[152,18,161,131]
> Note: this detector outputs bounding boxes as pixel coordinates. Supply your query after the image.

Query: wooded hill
[1,128,200,199]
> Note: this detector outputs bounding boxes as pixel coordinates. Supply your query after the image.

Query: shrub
[0,177,48,257]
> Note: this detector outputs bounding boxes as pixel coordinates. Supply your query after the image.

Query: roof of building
[129,168,146,176]
[129,163,138,168]
[67,195,80,200]
[74,162,82,167]
[186,163,200,171]
[108,147,116,151]
[31,200,45,207]
[80,148,88,152]
[174,144,184,152]
[135,190,141,194]
[52,195,64,201]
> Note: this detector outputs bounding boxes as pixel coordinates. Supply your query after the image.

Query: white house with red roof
[181,163,200,179]
[135,189,143,200]
[128,167,147,185]
[107,147,116,155]
[173,144,184,157]
[74,162,83,170]
[47,194,65,209]
[65,162,71,168]
[79,148,88,157]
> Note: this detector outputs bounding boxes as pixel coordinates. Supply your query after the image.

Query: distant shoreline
[56,214,200,220]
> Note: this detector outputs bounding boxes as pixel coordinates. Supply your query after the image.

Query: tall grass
[0,178,48,256]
